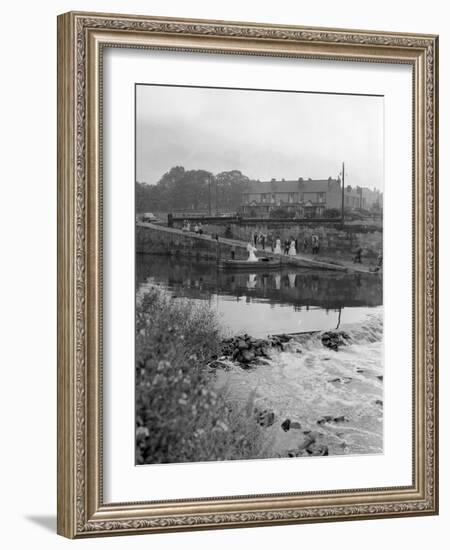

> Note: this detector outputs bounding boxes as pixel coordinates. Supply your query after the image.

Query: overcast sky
[136,84,383,191]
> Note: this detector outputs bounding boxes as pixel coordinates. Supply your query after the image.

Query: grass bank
[136,287,269,464]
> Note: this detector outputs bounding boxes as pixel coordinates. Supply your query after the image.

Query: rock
[219,332,297,367]
[208,359,232,371]
[281,419,291,432]
[321,330,350,351]
[255,408,275,427]
[300,432,316,449]
[281,419,302,432]
[317,415,348,425]
[377,375,383,381]
[375,399,383,406]
[328,376,353,384]
[333,415,348,423]
[295,431,327,456]
[317,415,333,425]
[307,444,329,456]
[241,350,255,363]
[284,429,327,458]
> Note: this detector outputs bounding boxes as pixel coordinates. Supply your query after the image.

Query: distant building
[240,177,382,218]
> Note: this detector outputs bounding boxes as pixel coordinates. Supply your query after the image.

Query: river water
[137,253,384,457]
[136,254,382,337]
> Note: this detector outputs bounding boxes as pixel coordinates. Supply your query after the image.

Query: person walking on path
[311,234,320,255]
[353,247,363,263]
[284,239,290,255]
[372,252,383,272]
[303,236,308,252]
[377,252,383,268]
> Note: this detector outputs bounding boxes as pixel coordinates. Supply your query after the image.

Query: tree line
[136,166,252,213]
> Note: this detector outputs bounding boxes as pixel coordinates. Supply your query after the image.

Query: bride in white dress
[246,242,258,262]
[288,239,297,256]
[274,238,282,254]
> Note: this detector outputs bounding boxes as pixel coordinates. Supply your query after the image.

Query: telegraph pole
[208,174,212,216]
[215,175,218,216]
[341,161,345,225]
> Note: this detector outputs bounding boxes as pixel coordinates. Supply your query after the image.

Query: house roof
[243,178,341,194]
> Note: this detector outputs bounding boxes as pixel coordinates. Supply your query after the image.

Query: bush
[224,225,233,239]
[136,288,269,464]
[269,207,292,219]
[323,208,341,218]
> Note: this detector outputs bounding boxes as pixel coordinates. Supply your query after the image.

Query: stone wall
[136,224,248,261]
[183,221,382,258]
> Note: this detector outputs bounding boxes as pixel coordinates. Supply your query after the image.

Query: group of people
[250,232,321,257]
[276,237,298,257]
[252,232,268,250]
[181,220,204,234]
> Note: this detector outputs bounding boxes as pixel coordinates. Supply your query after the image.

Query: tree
[136,167,254,214]
[215,170,251,212]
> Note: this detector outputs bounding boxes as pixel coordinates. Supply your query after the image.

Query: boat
[219,257,282,270]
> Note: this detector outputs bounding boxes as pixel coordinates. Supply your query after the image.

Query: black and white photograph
[135,83,384,465]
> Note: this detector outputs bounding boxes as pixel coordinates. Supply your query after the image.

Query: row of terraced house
[240,177,382,218]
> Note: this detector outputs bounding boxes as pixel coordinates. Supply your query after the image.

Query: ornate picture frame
[57,11,438,538]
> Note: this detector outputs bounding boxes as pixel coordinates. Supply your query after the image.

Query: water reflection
[136,254,382,310]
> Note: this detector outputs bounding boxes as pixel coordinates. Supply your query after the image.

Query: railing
[172,214,346,224]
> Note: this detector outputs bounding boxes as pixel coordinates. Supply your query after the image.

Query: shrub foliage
[136,288,268,464]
